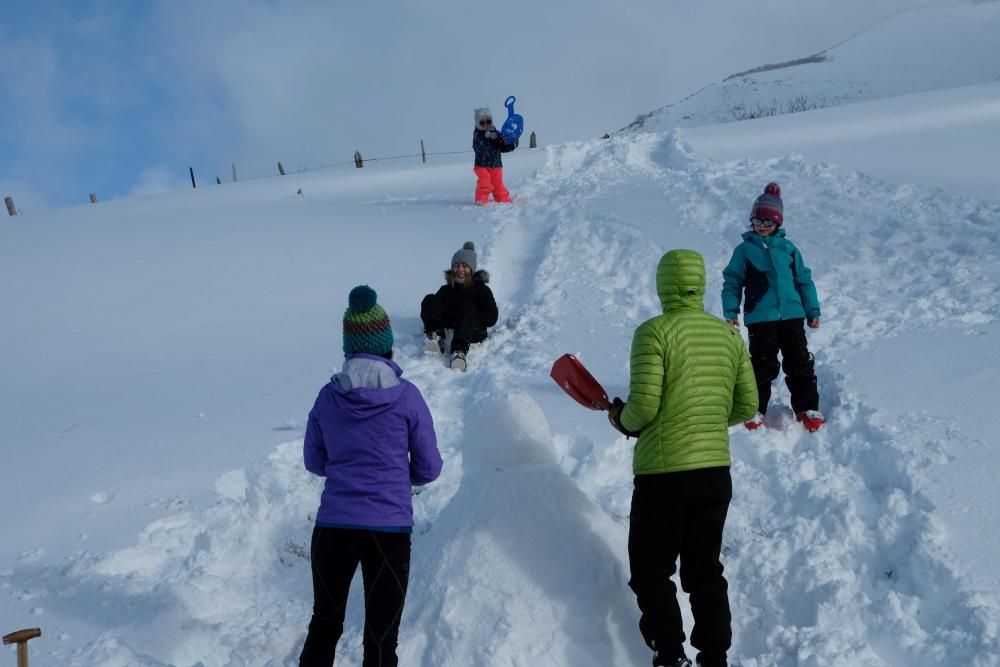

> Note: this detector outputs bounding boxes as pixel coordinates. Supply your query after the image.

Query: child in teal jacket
[722,182,824,432]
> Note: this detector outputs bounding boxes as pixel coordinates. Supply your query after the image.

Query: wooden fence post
[3,627,42,667]
[354,151,364,168]
[89,193,97,204]
[231,163,238,182]
[278,161,286,176]
[529,131,537,149]
[189,168,197,189]
[420,140,426,164]
[4,196,16,216]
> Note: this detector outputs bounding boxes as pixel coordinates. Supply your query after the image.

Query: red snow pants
[474,166,511,204]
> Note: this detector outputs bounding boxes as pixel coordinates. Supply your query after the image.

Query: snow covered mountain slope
[2,85,1000,665]
[625,1,1000,134]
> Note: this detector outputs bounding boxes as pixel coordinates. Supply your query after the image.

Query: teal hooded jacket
[721,228,820,325]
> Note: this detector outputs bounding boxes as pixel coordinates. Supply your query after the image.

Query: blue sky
[1,2,183,208]
[0,0,921,210]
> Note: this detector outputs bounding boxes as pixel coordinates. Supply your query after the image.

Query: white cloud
[0,0,932,204]
[127,165,185,198]
[146,0,924,182]
[0,34,84,153]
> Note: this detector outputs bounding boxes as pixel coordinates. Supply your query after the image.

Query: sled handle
[505,96,516,112]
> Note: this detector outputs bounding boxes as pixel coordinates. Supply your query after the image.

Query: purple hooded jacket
[304,353,442,529]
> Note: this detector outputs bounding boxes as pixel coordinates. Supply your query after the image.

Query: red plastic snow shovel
[550,354,611,411]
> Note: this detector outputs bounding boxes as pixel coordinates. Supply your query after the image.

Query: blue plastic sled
[500,95,524,144]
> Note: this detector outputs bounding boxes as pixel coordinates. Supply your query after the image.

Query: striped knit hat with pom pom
[750,181,784,226]
[342,285,394,356]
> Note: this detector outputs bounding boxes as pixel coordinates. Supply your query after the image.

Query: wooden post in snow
[529,131,537,149]
[189,167,197,188]
[3,627,42,667]
[89,193,97,204]
[278,161,286,176]
[354,151,364,168]
[420,140,426,164]
[4,196,16,216]
[231,163,238,182]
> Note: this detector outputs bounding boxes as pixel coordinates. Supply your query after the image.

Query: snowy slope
[3,76,1000,665]
[625,1,1000,134]
[681,81,1000,202]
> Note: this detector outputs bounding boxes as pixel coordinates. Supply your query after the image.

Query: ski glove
[608,397,641,438]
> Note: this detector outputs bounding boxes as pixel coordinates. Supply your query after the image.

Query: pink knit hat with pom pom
[750,182,783,226]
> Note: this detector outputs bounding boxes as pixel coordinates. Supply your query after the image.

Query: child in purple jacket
[299,285,442,667]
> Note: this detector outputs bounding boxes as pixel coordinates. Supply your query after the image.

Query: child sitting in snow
[420,241,499,371]
[721,182,825,432]
[472,107,517,205]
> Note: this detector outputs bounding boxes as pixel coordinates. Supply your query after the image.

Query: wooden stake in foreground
[3,628,41,667]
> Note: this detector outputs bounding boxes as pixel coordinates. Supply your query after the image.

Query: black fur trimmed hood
[444,268,490,284]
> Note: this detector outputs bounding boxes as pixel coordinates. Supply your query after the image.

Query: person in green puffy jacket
[607,249,757,667]
[721,182,824,433]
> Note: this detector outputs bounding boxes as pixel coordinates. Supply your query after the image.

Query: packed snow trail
[30,132,1000,666]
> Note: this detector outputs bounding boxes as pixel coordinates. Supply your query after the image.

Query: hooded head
[342,285,394,356]
[749,181,784,227]
[656,249,706,313]
[474,107,493,130]
[451,241,477,273]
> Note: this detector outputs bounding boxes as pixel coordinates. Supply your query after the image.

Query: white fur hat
[474,107,493,127]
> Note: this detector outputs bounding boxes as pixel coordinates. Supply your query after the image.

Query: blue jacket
[473,128,517,168]
[304,354,442,529]
[722,228,820,325]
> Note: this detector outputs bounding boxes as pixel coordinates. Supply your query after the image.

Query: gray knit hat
[451,241,477,273]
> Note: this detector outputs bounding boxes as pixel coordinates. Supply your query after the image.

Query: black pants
[746,318,818,414]
[420,294,487,354]
[299,526,411,667]
[628,467,732,667]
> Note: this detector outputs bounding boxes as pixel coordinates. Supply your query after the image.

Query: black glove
[608,397,641,438]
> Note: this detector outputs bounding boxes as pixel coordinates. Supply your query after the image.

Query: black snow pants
[746,318,819,414]
[299,526,411,667]
[420,293,487,354]
[628,467,732,667]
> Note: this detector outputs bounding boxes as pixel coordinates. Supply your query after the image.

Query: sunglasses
[478,119,493,126]
[750,218,777,228]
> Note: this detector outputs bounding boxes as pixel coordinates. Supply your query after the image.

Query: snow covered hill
[624,1,1000,135]
[3,72,1000,664]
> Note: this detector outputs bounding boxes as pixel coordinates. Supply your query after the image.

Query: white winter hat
[474,107,493,127]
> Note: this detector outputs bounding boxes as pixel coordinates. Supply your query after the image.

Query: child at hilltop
[472,107,517,205]
[721,182,825,432]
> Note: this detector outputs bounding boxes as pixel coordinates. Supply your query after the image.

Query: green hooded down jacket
[620,250,758,475]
